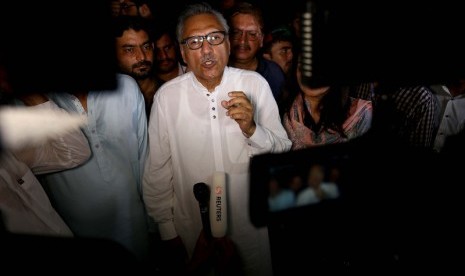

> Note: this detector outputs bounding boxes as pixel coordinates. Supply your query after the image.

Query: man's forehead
[183,14,222,35]
[272,41,293,48]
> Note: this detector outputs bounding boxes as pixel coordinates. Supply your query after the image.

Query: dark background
[1,0,464,93]
[0,1,117,94]
[1,0,464,274]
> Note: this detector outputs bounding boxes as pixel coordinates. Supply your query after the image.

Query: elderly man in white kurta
[143,3,291,276]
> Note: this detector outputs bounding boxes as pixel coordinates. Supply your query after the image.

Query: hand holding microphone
[193,182,212,239]
[193,171,228,239]
[191,172,239,275]
[209,172,242,275]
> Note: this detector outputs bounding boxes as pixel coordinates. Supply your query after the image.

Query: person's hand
[186,230,215,275]
[213,236,243,276]
[160,236,189,274]
[18,94,49,106]
[185,232,244,276]
[221,91,256,138]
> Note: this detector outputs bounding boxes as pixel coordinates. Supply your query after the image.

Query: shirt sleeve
[246,81,292,156]
[142,94,177,240]
[133,83,149,194]
[410,88,437,148]
[13,100,91,175]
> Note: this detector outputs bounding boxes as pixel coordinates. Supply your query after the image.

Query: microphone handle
[199,204,212,239]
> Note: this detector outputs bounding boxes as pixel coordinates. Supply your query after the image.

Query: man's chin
[132,73,151,80]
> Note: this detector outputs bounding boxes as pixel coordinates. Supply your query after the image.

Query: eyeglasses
[230,29,261,41]
[180,31,227,50]
[120,2,138,14]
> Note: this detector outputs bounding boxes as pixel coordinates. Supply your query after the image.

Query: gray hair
[176,2,229,43]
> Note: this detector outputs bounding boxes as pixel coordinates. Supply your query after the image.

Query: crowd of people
[1,0,464,275]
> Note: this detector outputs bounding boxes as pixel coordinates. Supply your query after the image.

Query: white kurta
[143,66,292,276]
[430,85,465,152]
[42,74,150,260]
[0,101,90,236]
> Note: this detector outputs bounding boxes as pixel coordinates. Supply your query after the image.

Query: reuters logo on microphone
[215,186,222,195]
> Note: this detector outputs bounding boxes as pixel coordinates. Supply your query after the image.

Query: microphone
[210,171,227,238]
[300,0,315,85]
[300,0,330,88]
[193,182,212,239]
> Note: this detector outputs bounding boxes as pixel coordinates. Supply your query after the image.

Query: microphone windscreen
[193,182,210,204]
[210,171,227,238]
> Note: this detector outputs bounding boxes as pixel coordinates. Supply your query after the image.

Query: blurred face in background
[229,13,263,62]
[264,40,294,74]
[307,164,325,189]
[154,33,179,74]
[115,29,154,80]
[111,0,140,17]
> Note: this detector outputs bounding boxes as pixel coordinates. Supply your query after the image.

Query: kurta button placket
[209,92,218,119]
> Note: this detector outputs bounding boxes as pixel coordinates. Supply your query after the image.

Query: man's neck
[157,66,180,83]
[137,77,158,105]
[303,93,326,124]
[447,81,465,97]
[72,91,88,112]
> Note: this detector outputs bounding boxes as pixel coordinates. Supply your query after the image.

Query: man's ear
[139,4,152,19]
[180,47,187,65]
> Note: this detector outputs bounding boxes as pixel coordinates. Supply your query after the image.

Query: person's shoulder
[115,73,138,86]
[347,97,373,121]
[226,66,268,84]
[261,57,281,70]
[97,73,139,95]
[92,74,143,104]
[393,85,434,97]
[350,97,372,109]
[259,58,285,75]
[155,72,192,99]
[162,71,191,89]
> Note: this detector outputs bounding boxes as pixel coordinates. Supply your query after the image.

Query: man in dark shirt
[226,1,285,102]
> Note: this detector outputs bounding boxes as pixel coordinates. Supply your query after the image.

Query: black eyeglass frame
[180,31,228,50]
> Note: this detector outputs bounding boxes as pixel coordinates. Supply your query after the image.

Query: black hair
[283,67,352,138]
[112,15,153,39]
[262,25,294,54]
[225,1,264,31]
[308,86,350,137]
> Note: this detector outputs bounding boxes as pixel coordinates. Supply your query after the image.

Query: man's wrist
[243,124,256,138]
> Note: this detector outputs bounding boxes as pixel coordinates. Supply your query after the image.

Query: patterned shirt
[375,86,438,148]
[283,94,373,150]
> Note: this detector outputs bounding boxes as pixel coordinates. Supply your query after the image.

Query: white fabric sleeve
[142,95,177,240]
[246,82,292,156]
[12,100,91,175]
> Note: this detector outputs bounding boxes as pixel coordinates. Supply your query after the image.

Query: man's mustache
[200,54,216,64]
[133,61,153,68]
[233,44,251,51]
[156,58,175,64]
